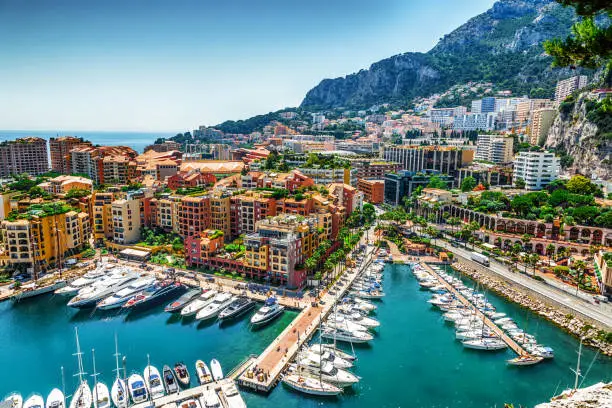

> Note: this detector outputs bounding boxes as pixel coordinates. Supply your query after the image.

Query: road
[435,239,612,329]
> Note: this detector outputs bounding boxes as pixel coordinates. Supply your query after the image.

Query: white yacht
[180,290,218,317]
[289,361,359,387]
[143,365,165,399]
[96,277,156,310]
[69,329,92,408]
[337,309,380,329]
[250,297,285,327]
[308,344,356,362]
[282,374,342,397]
[221,383,248,408]
[320,326,373,344]
[23,395,44,408]
[5,393,23,408]
[45,389,64,408]
[462,338,508,350]
[127,374,148,404]
[299,350,352,369]
[92,383,110,408]
[55,269,107,296]
[195,293,235,321]
[67,271,139,309]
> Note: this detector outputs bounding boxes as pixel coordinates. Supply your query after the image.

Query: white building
[555,75,588,104]
[454,113,497,131]
[475,134,514,164]
[513,151,560,190]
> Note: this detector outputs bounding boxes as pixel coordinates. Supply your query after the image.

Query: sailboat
[69,328,92,408]
[110,336,128,408]
[4,394,23,408]
[143,356,165,399]
[45,389,65,408]
[23,395,44,408]
[91,350,110,408]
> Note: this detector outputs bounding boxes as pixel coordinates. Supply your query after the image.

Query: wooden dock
[421,262,530,357]
[236,246,377,393]
[131,378,245,408]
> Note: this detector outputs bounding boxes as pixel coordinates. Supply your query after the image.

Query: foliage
[460,176,477,192]
[8,174,37,192]
[566,174,603,196]
[139,227,183,249]
[65,188,91,199]
[426,176,450,190]
[302,153,350,169]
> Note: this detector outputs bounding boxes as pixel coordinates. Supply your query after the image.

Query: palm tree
[510,243,523,269]
[521,234,533,251]
[572,259,587,296]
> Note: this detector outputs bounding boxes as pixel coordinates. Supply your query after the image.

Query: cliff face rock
[301,0,579,109]
[545,93,612,180]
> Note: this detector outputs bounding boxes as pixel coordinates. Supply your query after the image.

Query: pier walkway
[421,262,530,357]
[131,378,243,408]
[236,245,376,393]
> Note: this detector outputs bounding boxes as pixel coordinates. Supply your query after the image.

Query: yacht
[351,288,385,300]
[180,290,218,317]
[143,365,165,399]
[462,338,508,351]
[289,361,359,387]
[23,395,44,408]
[218,297,256,321]
[55,269,107,296]
[92,383,110,408]
[195,360,212,385]
[221,383,247,408]
[110,338,128,408]
[337,309,380,329]
[282,374,342,397]
[195,293,235,321]
[96,277,156,310]
[67,271,139,309]
[299,350,352,369]
[250,297,285,327]
[45,389,64,408]
[210,359,223,381]
[127,374,148,404]
[200,390,221,408]
[162,365,179,394]
[507,355,544,366]
[308,344,356,362]
[12,280,67,301]
[320,326,373,344]
[123,280,184,310]
[178,399,201,408]
[165,288,202,313]
[5,394,23,408]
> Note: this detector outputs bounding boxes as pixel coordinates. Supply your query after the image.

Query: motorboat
[92,383,110,408]
[162,365,179,394]
[178,399,201,408]
[5,393,23,408]
[165,288,202,313]
[250,297,285,327]
[299,350,352,369]
[455,330,497,341]
[143,365,165,399]
[200,390,221,408]
[462,338,508,351]
[282,374,342,396]
[195,293,235,320]
[210,359,223,381]
[68,271,140,309]
[174,363,190,387]
[96,277,156,310]
[494,317,513,325]
[195,360,213,385]
[320,326,373,344]
[507,355,544,366]
[524,344,555,359]
[341,297,376,313]
[325,315,368,334]
[45,389,64,408]
[308,344,355,362]
[23,395,43,408]
[289,362,359,387]
[221,383,247,408]
[180,290,218,317]
[218,296,256,321]
[124,281,184,310]
[351,288,385,300]
[337,310,380,329]
[127,374,148,404]
[55,270,106,296]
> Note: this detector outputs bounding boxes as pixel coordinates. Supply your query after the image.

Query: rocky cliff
[301,0,580,109]
[545,92,612,180]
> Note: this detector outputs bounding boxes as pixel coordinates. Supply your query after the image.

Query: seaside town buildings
[512,151,560,190]
[0,137,49,178]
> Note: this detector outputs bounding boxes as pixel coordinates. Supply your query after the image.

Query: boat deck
[131,378,243,408]
[421,262,531,357]
[236,247,377,393]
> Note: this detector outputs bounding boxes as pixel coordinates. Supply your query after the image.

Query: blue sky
[0,0,494,132]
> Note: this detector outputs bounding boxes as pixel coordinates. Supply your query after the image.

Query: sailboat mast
[573,338,583,391]
[92,349,99,406]
[61,366,66,408]
[114,334,121,380]
[74,327,86,383]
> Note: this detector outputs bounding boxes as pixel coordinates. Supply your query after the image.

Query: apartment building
[384,171,453,206]
[143,140,181,153]
[71,146,137,185]
[185,229,225,264]
[0,137,49,177]
[513,151,560,190]
[475,134,514,164]
[178,196,212,238]
[453,113,497,131]
[382,145,474,179]
[244,214,322,288]
[103,156,137,185]
[1,209,90,271]
[278,197,314,216]
[92,192,114,241]
[296,167,358,187]
[38,175,93,195]
[328,183,363,214]
[457,163,513,187]
[347,158,400,180]
[236,192,277,235]
[555,75,588,104]
[529,108,557,145]
[357,179,385,204]
[111,198,141,244]
[49,136,92,174]
[210,193,231,237]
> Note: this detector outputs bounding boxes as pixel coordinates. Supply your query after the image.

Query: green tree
[543,1,612,85]
[426,176,448,190]
[460,176,477,192]
[566,175,601,196]
[514,177,526,189]
[546,243,556,266]
[572,259,588,295]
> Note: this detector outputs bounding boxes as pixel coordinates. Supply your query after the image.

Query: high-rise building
[471,99,482,114]
[92,192,114,241]
[555,75,588,104]
[49,136,92,174]
[382,146,474,179]
[0,137,49,177]
[481,97,496,113]
[453,113,497,131]
[178,196,212,238]
[357,179,385,204]
[529,108,557,145]
[111,198,141,244]
[513,151,560,190]
[475,134,514,164]
[384,171,453,206]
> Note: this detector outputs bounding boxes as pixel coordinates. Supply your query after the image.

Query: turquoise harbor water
[1,264,611,407]
[0,131,174,153]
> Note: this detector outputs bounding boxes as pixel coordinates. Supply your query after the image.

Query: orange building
[178,196,212,238]
[49,136,92,174]
[185,229,225,264]
[357,179,385,204]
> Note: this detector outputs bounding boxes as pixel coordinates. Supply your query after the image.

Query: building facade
[529,108,556,145]
[382,146,474,179]
[49,136,92,174]
[513,151,560,190]
[555,75,588,104]
[0,137,49,177]
[475,134,514,164]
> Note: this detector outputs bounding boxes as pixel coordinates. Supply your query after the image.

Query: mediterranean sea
[1,264,610,407]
